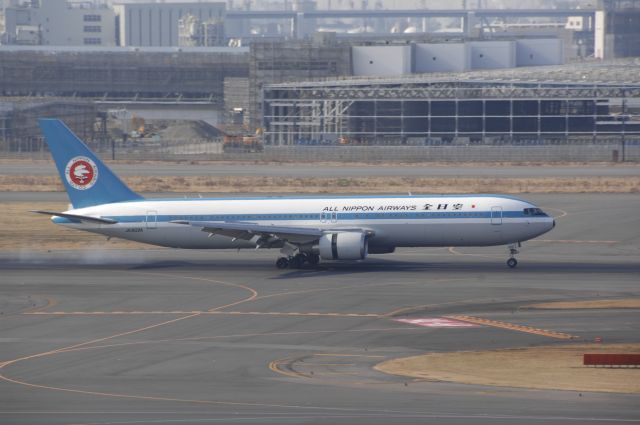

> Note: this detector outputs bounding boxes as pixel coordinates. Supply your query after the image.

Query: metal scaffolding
[0,47,249,103]
[263,60,640,145]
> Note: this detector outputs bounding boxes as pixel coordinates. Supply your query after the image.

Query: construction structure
[0,46,248,103]
[0,99,104,153]
[262,60,640,146]
[248,33,352,129]
[595,0,640,59]
[178,14,226,47]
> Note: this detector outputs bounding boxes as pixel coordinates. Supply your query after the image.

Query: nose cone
[543,216,555,235]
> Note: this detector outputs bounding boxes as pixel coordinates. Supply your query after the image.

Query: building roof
[267,58,640,89]
[0,45,248,54]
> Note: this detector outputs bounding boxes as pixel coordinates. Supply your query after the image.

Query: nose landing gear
[507,243,520,268]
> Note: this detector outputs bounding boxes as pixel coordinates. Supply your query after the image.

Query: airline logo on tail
[65,156,98,190]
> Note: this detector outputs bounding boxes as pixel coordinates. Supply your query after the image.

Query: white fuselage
[53,195,555,250]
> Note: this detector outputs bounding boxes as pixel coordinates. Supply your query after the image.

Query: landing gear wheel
[276,257,289,269]
[289,253,306,269]
[507,258,518,268]
[307,253,320,266]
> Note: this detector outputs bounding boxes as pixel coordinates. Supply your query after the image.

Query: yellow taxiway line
[445,315,578,340]
[23,310,380,318]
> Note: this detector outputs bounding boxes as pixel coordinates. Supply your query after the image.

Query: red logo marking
[69,160,94,186]
[65,156,98,190]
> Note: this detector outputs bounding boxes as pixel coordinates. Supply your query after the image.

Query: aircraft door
[146,210,157,229]
[491,206,503,225]
[320,211,338,224]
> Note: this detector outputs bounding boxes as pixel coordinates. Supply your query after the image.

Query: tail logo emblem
[65,156,98,190]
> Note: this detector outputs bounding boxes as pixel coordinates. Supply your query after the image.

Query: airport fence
[1,138,639,163]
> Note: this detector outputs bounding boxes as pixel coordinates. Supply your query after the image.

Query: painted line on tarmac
[531,239,618,244]
[394,317,480,328]
[269,353,387,380]
[445,315,579,340]
[22,310,380,318]
[543,207,569,219]
[268,357,312,379]
[131,271,259,312]
[313,354,386,358]
[21,295,57,314]
[447,247,501,259]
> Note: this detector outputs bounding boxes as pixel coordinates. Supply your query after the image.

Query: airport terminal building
[262,60,640,146]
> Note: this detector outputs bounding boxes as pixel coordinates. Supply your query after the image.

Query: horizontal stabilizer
[31,210,118,225]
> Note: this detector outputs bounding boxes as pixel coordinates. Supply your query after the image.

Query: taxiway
[0,194,638,424]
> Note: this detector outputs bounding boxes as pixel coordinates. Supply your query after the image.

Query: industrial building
[1,0,638,62]
[1,41,638,149]
[262,60,640,146]
[1,0,115,46]
[113,2,226,47]
[248,34,565,127]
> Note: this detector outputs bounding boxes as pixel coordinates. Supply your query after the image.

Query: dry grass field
[0,202,148,251]
[1,175,638,194]
[376,343,640,393]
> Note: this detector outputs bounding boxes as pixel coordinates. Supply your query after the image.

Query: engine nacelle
[318,232,368,260]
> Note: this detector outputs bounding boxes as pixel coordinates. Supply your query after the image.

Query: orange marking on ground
[268,357,311,379]
[0,313,201,369]
[22,295,57,314]
[447,247,501,259]
[313,353,386,358]
[131,271,259,312]
[1,270,263,406]
[23,310,379,318]
[445,315,578,340]
[532,239,618,244]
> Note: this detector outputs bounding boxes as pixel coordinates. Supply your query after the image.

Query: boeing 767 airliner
[33,119,555,269]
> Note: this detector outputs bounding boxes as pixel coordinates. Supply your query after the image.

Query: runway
[1,194,639,424]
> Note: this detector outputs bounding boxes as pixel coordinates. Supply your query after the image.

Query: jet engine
[318,232,368,260]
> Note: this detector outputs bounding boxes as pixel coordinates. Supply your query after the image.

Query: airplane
[33,119,555,269]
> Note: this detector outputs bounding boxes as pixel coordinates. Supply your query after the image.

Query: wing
[31,210,118,225]
[171,220,323,245]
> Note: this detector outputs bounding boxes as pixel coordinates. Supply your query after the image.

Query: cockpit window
[523,207,546,216]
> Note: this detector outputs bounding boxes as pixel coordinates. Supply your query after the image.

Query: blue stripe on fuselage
[119,194,530,203]
[101,210,541,224]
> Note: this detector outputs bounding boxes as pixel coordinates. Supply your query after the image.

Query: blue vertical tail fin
[39,119,143,209]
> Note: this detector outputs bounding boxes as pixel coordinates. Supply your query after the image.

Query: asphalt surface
[1,194,639,425]
[2,162,639,177]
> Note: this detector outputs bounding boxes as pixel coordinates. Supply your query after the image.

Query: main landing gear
[507,243,520,268]
[275,257,289,269]
[275,253,320,269]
